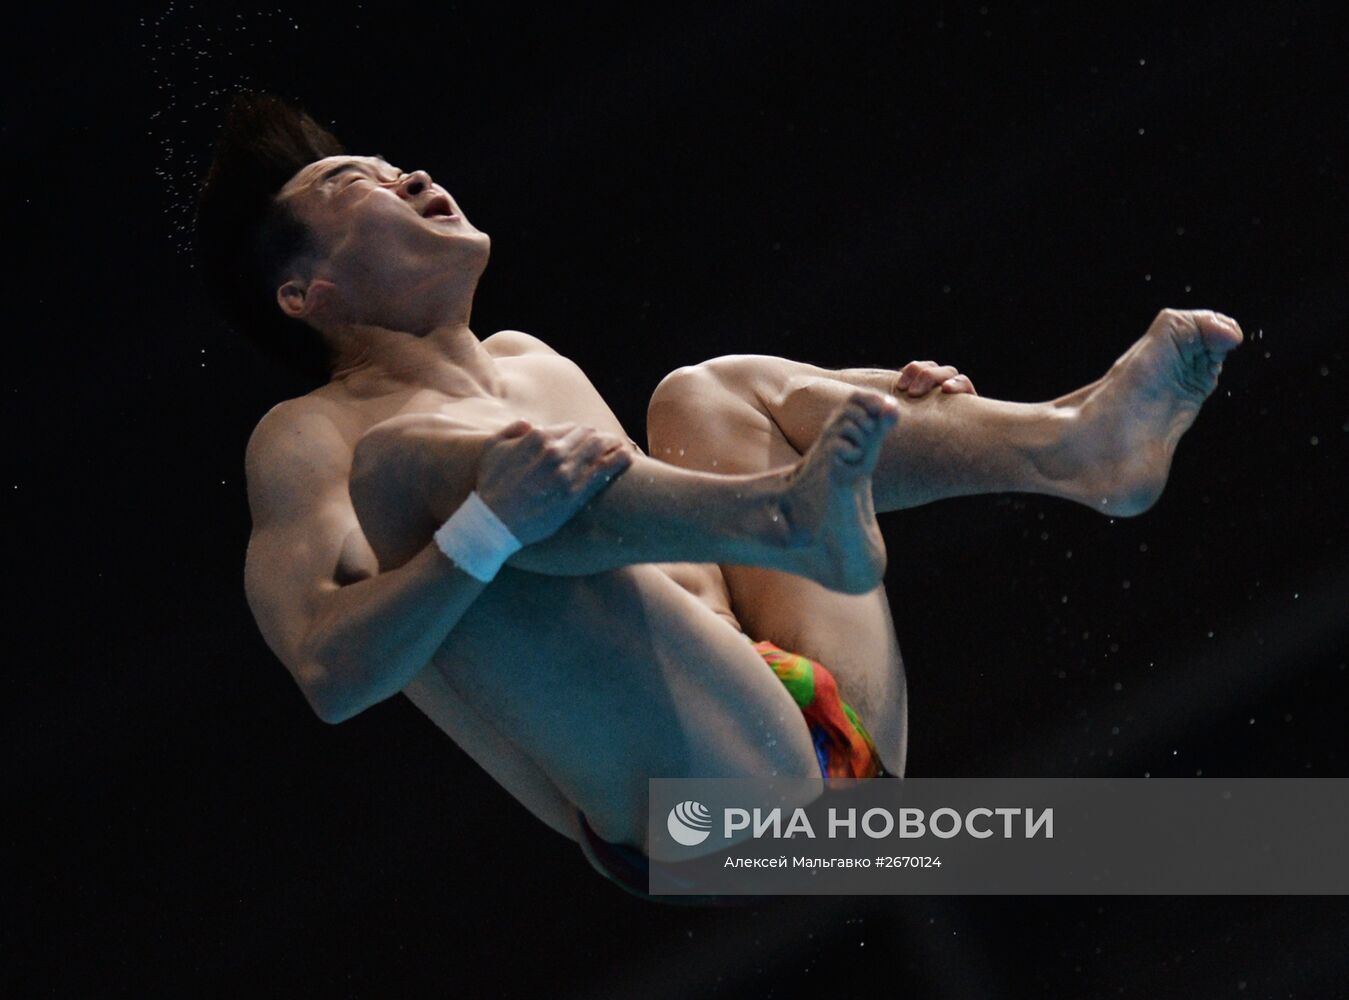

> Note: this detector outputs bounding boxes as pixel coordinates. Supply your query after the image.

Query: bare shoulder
[244,395,354,522]
[482,329,561,358]
[246,395,347,470]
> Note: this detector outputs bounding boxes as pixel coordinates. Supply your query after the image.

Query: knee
[655,355,767,398]
[348,413,451,517]
[352,413,451,475]
[647,356,765,435]
[649,361,714,412]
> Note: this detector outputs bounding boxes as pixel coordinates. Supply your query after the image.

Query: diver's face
[277,154,489,319]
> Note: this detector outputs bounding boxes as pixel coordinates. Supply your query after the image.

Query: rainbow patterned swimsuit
[750,639,890,780]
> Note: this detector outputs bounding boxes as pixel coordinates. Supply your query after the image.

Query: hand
[894,360,977,397]
[475,420,635,546]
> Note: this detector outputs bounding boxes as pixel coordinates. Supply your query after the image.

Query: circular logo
[666,800,713,846]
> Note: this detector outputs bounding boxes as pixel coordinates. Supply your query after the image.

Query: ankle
[1059,396,1165,515]
[1022,402,1088,496]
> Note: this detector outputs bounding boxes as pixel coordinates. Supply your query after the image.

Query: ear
[276,276,338,320]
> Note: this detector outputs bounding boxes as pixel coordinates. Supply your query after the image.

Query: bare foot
[773,389,900,593]
[1067,308,1244,515]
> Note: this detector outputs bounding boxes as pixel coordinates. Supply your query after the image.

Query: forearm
[303,542,485,723]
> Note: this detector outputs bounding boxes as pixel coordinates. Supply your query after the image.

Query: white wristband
[433,491,523,582]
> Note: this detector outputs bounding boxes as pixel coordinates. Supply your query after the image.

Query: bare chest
[329,354,632,444]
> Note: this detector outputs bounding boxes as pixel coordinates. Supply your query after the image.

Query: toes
[828,393,898,468]
[1193,313,1245,354]
[846,388,890,416]
[1175,308,1245,353]
[839,416,868,447]
[1214,312,1244,345]
[833,411,871,465]
[860,389,900,424]
[834,442,865,466]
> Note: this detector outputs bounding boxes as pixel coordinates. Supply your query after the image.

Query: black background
[9,2,1348,996]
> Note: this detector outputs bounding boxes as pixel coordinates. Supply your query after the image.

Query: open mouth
[420,194,457,220]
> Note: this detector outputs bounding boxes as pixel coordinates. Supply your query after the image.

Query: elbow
[296,658,364,726]
[311,688,358,726]
[296,621,374,724]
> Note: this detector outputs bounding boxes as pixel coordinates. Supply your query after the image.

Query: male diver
[195,94,1242,896]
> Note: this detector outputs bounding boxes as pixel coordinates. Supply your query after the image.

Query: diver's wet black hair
[194,92,344,383]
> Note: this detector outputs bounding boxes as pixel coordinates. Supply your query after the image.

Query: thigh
[401,661,586,844]
[437,566,825,849]
[648,361,909,776]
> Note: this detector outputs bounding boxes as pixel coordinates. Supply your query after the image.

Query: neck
[326,320,502,398]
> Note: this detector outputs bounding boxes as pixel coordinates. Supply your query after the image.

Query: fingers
[568,433,633,479]
[571,444,634,504]
[940,373,977,395]
[543,424,591,463]
[564,431,610,468]
[895,360,963,397]
[530,424,633,493]
[555,429,615,478]
[509,423,589,468]
[491,418,533,440]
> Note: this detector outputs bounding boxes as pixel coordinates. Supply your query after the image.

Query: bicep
[242,406,375,677]
[244,490,373,682]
